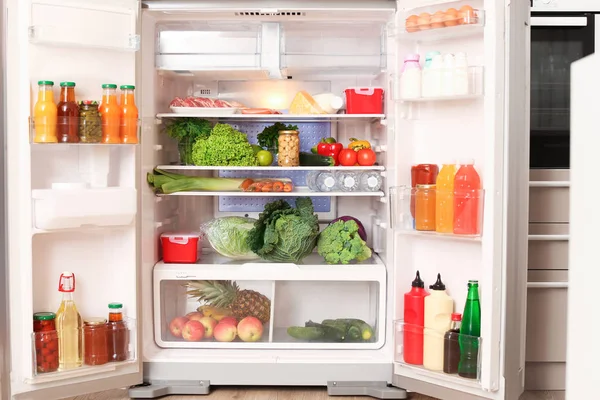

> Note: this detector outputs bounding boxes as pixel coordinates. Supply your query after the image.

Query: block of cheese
[288,91,327,114]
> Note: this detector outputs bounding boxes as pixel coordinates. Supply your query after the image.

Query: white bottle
[454,52,469,96]
[425,54,444,98]
[313,93,344,114]
[307,171,321,191]
[441,53,455,97]
[316,172,337,192]
[421,51,440,98]
[359,171,383,192]
[336,172,360,192]
[399,54,422,100]
[423,273,454,371]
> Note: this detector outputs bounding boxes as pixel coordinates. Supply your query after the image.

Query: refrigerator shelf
[399,10,485,43]
[156,113,386,123]
[156,187,384,198]
[29,117,142,145]
[25,359,137,385]
[156,165,385,172]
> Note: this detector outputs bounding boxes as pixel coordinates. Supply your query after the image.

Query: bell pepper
[348,138,371,151]
[317,139,343,165]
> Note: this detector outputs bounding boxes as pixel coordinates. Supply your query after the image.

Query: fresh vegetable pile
[247,197,320,263]
[192,123,258,167]
[165,118,212,165]
[287,318,374,342]
[201,217,260,260]
[257,122,298,152]
[317,218,372,264]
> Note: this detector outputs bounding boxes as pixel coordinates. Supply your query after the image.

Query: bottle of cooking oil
[56,271,83,370]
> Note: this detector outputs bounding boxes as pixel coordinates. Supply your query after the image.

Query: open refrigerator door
[389,0,530,399]
[5,0,143,398]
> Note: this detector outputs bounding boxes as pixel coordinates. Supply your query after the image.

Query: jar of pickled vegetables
[78,101,102,143]
[83,317,109,366]
[33,312,59,373]
[278,130,300,167]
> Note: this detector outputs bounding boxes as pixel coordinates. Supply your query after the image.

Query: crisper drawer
[529,170,570,223]
[153,253,386,349]
[528,224,569,270]
[525,270,568,363]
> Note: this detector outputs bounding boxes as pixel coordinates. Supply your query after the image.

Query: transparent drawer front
[394,321,482,383]
[273,281,381,348]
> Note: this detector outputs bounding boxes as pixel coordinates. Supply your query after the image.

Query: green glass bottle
[458,280,481,379]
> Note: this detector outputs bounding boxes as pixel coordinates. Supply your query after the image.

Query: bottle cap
[458,158,475,165]
[468,280,479,286]
[120,85,135,90]
[84,317,107,326]
[102,84,118,89]
[411,271,425,288]
[58,271,76,293]
[38,80,54,86]
[33,312,56,321]
[429,273,446,290]
[108,302,123,309]
[425,51,441,61]
[59,82,76,87]
[451,313,462,321]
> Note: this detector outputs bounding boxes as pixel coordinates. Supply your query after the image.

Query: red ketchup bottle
[403,271,429,365]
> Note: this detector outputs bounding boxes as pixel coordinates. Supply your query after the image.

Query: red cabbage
[330,216,367,241]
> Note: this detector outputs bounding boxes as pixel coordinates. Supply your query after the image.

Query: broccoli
[317,219,372,264]
[191,123,259,167]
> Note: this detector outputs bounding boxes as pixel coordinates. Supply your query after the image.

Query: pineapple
[185,280,271,324]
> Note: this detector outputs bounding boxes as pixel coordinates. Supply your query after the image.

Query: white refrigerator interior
[4,0,529,399]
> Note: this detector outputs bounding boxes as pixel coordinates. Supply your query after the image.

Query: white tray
[169,107,240,116]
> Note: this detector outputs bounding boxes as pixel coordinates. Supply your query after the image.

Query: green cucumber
[287,326,324,341]
[305,320,345,342]
[299,152,334,166]
[334,319,374,341]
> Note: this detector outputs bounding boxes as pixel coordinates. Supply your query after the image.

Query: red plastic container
[344,87,384,114]
[161,232,200,263]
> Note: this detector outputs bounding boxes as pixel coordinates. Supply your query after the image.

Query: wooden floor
[72,388,566,400]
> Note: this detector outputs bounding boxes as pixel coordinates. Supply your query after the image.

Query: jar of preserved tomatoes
[83,318,109,366]
[107,303,129,362]
[33,312,59,373]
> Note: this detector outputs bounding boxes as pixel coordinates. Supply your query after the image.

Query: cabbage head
[203,217,260,260]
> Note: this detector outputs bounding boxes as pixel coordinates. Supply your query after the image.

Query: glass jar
[107,303,129,362]
[277,130,300,167]
[83,317,109,366]
[33,312,59,373]
[78,100,102,143]
[415,184,436,231]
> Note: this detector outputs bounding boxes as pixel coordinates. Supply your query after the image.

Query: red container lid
[161,232,200,245]
[451,313,462,321]
[345,87,384,96]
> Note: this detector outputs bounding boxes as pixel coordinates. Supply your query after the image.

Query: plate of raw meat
[169,96,243,116]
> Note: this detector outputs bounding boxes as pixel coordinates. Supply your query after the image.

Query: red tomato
[338,149,357,166]
[357,148,376,166]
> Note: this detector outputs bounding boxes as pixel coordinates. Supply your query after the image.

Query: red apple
[186,312,204,321]
[214,321,237,342]
[182,320,205,341]
[169,316,189,338]
[237,316,264,342]
[198,317,218,339]
[219,316,238,326]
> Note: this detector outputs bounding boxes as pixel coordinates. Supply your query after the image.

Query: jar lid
[60,82,76,87]
[33,312,56,321]
[416,184,436,189]
[102,84,118,89]
[38,80,54,86]
[108,302,123,309]
[84,317,107,325]
[278,130,298,135]
[120,85,135,90]
[79,100,99,106]
[160,232,200,239]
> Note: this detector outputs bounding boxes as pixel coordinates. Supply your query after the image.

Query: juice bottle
[33,81,58,143]
[459,280,481,379]
[55,272,83,370]
[119,85,139,144]
[403,271,429,365]
[57,82,80,143]
[436,163,458,233]
[410,164,439,220]
[107,302,130,362]
[423,274,454,371]
[453,160,482,235]
[100,84,121,144]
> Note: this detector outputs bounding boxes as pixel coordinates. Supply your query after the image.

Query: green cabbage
[203,217,260,260]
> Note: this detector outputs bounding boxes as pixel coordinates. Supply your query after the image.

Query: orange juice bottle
[435,163,458,233]
[119,85,139,144]
[100,84,121,144]
[33,81,58,143]
[453,160,482,235]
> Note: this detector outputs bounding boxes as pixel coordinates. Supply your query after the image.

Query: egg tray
[405,7,482,33]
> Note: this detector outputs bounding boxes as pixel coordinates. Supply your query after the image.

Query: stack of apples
[169,312,264,342]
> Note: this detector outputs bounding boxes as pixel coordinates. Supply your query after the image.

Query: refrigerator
[4,0,531,399]
[1,0,9,397]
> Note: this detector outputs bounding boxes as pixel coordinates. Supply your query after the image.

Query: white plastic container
[425,54,444,98]
[399,54,422,100]
[441,53,455,97]
[312,93,344,114]
[454,52,469,96]
[423,273,454,371]
[421,51,440,98]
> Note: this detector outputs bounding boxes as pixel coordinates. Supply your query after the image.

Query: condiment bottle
[436,163,458,233]
[453,159,482,235]
[403,271,429,365]
[454,52,469,96]
[459,280,481,379]
[415,184,436,231]
[423,273,454,371]
[119,85,139,144]
[410,164,439,221]
[399,54,422,100]
[421,51,441,98]
[83,317,109,366]
[33,80,58,143]
[100,84,122,144]
[443,313,462,374]
[57,81,80,143]
[56,272,83,370]
[107,303,129,362]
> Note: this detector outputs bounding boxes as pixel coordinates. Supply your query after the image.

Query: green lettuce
[203,217,260,260]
